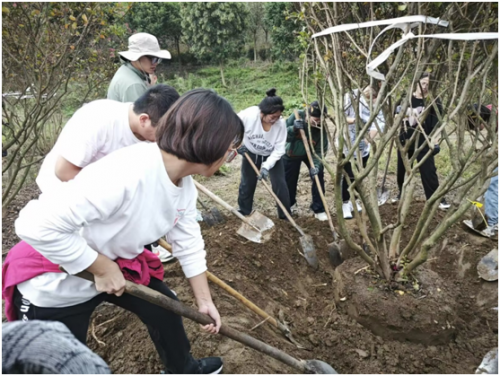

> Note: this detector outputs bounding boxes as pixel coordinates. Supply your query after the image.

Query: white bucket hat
[119,33,171,61]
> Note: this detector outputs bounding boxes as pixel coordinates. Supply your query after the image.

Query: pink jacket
[2,241,164,321]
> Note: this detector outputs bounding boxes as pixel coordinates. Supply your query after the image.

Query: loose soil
[2,182,497,374]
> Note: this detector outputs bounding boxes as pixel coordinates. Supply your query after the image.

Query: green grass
[159,61,313,115]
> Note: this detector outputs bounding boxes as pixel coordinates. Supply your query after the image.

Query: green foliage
[125,3,182,56]
[2,2,127,208]
[162,61,313,116]
[264,2,304,61]
[246,2,266,61]
[180,2,248,66]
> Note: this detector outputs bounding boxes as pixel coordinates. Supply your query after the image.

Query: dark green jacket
[284,110,329,169]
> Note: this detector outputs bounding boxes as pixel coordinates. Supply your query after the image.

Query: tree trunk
[220,63,226,87]
[175,38,181,64]
[254,33,258,62]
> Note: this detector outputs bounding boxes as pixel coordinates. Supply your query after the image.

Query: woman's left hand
[198,301,221,334]
[150,74,158,85]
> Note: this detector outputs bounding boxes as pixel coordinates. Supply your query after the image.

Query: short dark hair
[467,104,491,130]
[155,89,244,165]
[309,101,327,117]
[133,85,180,125]
[258,88,285,115]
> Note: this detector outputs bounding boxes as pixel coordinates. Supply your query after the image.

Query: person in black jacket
[394,72,450,210]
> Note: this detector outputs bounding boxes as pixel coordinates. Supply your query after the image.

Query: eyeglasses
[146,56,162,65]
[225,149,238,164]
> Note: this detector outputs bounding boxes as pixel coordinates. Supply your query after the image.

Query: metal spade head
[475,348,498,374]
[304,359,338,374]
[300,234,318,269]
[328,242,343,268]
[237,210,274,243]
[377,187,390,206]
[477,249,498,281]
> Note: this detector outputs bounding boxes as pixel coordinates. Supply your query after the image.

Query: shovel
[204,269,305,349]
[194,181,274,243]
[295,110,342,267]
[477,248,498,281]
[244,153,319,269]
[377,138,394,207]
[197,198,225,227]
[66,268,337,374]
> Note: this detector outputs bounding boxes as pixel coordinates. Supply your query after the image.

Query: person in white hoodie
[13,89,244,374]
[237,88,291,219]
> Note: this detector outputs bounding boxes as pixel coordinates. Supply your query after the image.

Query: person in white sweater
[13,89,244,374]
[36,84,179,262]
[237,88,291,219]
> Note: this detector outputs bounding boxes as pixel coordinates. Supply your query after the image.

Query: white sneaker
[355,200,362,212]
[152,244,175,263]
[314,212,328,221]
[342,202,353,219]
[438,199,451,211]
[481,224,498,238]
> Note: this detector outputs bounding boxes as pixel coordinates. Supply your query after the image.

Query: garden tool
[197,198,225,227]
[477,248,498,282]
[294,110,342,268]
[194,181,274,243]
[65,268,337,374]
[205,269,305,349]
[377,138,394,206]
[475,348,498,374]
[159,233,302,339]
[243,153,319,269]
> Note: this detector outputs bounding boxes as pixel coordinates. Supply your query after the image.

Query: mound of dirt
[337,258,458,345]
[85,208,497,374]
[2,185,497,374]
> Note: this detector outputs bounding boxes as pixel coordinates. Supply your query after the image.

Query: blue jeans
[485,169,498,226]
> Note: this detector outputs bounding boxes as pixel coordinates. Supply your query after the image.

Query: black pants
[284,157,325,213]
[397,148,439,200]
[341,154,369,202]
[13,279,200,374]
[238,151,291,219]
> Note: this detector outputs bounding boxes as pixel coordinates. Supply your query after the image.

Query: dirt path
[2,174,497,373]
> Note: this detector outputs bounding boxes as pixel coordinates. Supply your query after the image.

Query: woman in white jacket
[237,88,291,219]
[12,89,244,374]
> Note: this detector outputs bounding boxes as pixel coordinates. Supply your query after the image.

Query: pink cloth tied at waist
[2,240,164,321]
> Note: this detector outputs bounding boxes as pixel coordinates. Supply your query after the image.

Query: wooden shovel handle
[193,180,259,231]
[243,153,305,237]
[157,239,278,327]
[294,110,338,241]
[206,272,278,328]
[63,267,307,373]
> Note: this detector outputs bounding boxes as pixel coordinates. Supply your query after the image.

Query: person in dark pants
[10,90,245,374]
[284,102,329,221]
[237,88,291,219]
[394,72,449,210]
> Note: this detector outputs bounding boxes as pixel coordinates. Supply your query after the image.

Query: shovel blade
[477,249,498,281]
[300,235,318,269]
[305,359,338,374]
[328,242,343,268]
[247,211,274,232]
[377,187,390,206]
[475,348,498,374]
[237,211,275,244]
[237,223,263,243]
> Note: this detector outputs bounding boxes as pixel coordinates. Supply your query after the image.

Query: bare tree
[2,3,127,212]
[299,2,498,281]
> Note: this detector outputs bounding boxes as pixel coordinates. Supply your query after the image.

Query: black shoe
[197,357,223,374]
